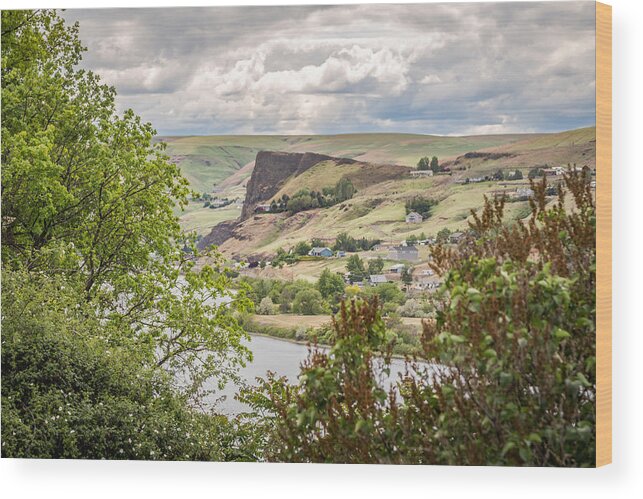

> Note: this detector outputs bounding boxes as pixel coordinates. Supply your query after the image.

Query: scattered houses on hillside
[308,247,334,258]
[389,245,419,262]
[405,211,423,224]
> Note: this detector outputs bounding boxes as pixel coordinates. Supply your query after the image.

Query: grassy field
[180,202,241,236]
[251,314,424,329]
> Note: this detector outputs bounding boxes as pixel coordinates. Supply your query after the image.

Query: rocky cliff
[240,151,356,220]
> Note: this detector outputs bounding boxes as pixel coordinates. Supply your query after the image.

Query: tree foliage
[405,196,438,218]
[317,268,346,301]
[1,10,255,458]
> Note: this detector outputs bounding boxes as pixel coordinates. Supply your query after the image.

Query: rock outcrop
[240,151,356,220]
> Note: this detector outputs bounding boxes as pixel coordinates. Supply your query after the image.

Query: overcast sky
[63,2,596,136]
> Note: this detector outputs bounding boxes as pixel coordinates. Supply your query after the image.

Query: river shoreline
[247,330,421,362]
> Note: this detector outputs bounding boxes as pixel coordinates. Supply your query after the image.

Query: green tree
[334,178,356,202]
[1,9,251,430]
[294,241,312,256]
[334,232,358,252]
[401,266,413,285]
[317,268,345,301]
[436,227,452,243]
[367,257,385,275]
[430,156,439,172]
[363,282,405,305]
[405,234,419,246]
[416,156,430,171]
[1,270,260,461]
[346,254,366,280]
[405,196,437,218]
[292,288,326,315]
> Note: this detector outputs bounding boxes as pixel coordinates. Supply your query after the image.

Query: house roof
[369,275,388,284]
[311,246,332,253]
[391,245,418,252]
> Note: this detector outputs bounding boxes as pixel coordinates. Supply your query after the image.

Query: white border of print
[1,1,641,498]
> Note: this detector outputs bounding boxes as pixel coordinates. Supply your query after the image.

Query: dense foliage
[1,10,254,459]
[405,196,438,218]
[270,178,356,215]
[332,232,380,252]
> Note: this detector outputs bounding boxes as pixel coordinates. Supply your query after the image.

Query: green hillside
[166,127,595,242]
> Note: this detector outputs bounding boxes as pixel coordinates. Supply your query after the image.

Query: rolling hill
[162,127,596,254]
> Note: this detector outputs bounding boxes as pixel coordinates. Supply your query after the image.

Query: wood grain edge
[596,1,612,468]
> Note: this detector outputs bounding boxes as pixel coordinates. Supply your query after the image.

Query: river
[208,334,418,416]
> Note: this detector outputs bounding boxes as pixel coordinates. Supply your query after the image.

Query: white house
[405,212,423,224]
[515,188,534,198]
[369,275,388,286]
[410,170,434,178]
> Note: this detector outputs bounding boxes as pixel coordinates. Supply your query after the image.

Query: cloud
[63,2,596,135]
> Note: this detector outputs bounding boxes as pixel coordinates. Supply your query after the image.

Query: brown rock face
[240,151,354,220]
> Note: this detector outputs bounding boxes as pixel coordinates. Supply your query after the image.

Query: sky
[63,2,597,136]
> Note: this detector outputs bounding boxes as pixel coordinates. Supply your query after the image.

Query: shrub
[258,296,277,315]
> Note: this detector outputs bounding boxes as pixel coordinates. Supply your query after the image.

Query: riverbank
[244,313,425,357]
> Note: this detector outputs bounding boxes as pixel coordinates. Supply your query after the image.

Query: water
[208,334,417,416]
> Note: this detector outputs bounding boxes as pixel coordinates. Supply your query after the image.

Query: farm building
[388,263,406,273]
[405,211,423,224]
[449,232,465,244]
[369,275,388,286]
[388,245,419,262]
[515,187,535,198]
[410,170,433,178]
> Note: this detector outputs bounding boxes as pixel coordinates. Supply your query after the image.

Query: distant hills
[160,127,596,259]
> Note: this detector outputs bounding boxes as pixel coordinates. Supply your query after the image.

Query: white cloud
[64,2,596,135]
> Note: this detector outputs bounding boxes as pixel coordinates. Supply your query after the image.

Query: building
[388,263,406,273]
[369,275,388,286]
[254,204,272,213]
[515,187,535,199]
[448,232,465,244]
[309,247,334,258]
[388,245,419,261]
[405,211,423,224]
[418,237,435,246]
[410,170,433,178]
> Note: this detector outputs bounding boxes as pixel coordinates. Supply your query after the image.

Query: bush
[257,296,277,315]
